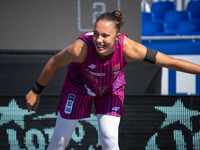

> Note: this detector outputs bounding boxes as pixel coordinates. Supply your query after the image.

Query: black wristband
[32,81,45,94]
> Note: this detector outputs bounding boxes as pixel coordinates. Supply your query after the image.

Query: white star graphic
[155,98,200,131]
[0,98,35,129]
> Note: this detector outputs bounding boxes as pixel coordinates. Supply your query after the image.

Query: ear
[115,33,121,41]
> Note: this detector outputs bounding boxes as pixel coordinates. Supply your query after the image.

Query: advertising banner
[0,96,199,149]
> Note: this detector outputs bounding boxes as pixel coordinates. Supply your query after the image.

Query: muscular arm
[26,39,87,112]
[123,36,200,75]
[123,36,147,62]
[37,39,87,86]
[155,52,200,75]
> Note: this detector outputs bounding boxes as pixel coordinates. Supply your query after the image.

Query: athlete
[26,10,200,150]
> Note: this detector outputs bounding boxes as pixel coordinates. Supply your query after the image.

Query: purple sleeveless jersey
[57,32,127,119]
[68,32,126,96]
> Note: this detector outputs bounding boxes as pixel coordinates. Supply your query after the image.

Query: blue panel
[168,69,176,94]
[142,39,200,55]
[196,75,200,94]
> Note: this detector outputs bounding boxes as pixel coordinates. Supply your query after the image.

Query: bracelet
[32,81,45,94]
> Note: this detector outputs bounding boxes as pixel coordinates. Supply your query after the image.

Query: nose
[96,35,103,43]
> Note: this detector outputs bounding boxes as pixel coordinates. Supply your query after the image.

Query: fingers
[26,96,33,112]
[25,91,39,112]
[26,100,35,112]
[26,101,32,112]
[34,100,39,110]
[28,105,32,112]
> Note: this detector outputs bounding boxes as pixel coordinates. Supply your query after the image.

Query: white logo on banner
[0,99,35,129]
[146,99,200,149]
[0,99,101,149]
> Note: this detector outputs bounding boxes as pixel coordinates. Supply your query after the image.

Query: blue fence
[142,36,200,95]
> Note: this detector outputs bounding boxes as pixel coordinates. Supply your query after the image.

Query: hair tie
[111,13,120,20]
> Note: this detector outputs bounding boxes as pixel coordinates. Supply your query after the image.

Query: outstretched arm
[155,52,200,75]
[26,39,87,112]
[123,36,200,75]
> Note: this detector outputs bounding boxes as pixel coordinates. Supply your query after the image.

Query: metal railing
[142,35,200,41]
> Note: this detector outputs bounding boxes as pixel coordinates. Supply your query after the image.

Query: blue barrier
[142,37,200,95]
[142,38,200,55]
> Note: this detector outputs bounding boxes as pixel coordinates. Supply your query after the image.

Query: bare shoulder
[52,39,88,67]
[123,36,145,51]
[123,36,147,62]
[68,39,88,61]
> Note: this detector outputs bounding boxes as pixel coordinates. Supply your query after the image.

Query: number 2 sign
[77,0,120,32]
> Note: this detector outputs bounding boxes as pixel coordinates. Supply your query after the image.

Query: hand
[25,90,40,112]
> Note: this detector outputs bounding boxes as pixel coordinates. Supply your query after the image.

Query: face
[93,20,121,60]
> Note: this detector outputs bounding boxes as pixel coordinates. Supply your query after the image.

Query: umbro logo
[112,107,120,112]
[88,64,96,69]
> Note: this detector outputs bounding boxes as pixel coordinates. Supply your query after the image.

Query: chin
[95,48,105,54]
[96,49,108,55]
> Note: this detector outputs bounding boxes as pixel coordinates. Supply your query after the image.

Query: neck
[98,52,114,61]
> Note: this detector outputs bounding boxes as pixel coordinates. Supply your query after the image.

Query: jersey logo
[84,84,96,96]
[87,74,98,87]
[85,32,94,36]
[88,64,96,69]
[113,63,120,78]
[98,86,108,94]
[113,63,120,71]
[86,69,105,76]
[112,107,120,112]
[114,71,120,78]
[65,94,76,114]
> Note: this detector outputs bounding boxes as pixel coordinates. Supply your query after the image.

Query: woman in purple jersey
[26,10,200,150]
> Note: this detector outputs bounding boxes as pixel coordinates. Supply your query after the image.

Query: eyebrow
[93,30,110,35]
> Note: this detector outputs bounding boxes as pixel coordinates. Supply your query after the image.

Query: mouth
[96,44,106,50]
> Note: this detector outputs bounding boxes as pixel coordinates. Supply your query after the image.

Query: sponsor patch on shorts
[65,94,76,114]
[111,106,120,112]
